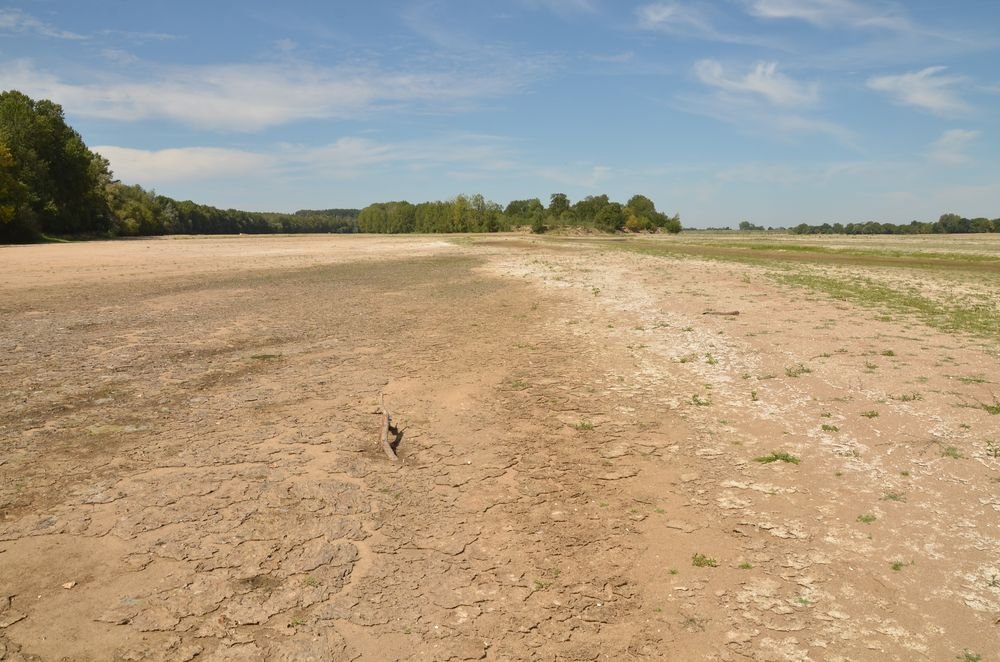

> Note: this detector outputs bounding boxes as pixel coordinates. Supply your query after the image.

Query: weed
[754,451,800,465]
[857,514,877,524]
[981,398,1000,415]
[691,394,711,406]
[864,360,878,371]
[654,507,666,514]
[678,354,698,364]
[891,561,906,571]
[861,410,880,418]
[959,651,981,662]
[986,441,1000,458]
[881,349,896,357]
[302,576,320,588]
[750,390,759,402]
[821,424,839,433]
[682,326,694,332]
[894,392,923,402]
[796,597,811,606]
[900,470,910,477]
[882,491,906,502]
[507,379,529,391]
[250,353,281,361]
[738,562,753,570]
[288,618,305,628]
[820,412,832,418]
[669,568,679,575]
[705,353,717,365]
[533,580,551,590]
[942,446,963,459]
[960,423,971,430]
[591,287,601,296]
[785,363,812,378]
[575,420,594,431]
[691,553,718,568]
[835,471,843,477]
[956,375,989,384]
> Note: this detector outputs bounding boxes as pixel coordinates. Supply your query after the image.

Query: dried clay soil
[1,235,998,661]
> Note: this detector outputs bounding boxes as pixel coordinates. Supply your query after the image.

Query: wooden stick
[702,310,740,316]
[379,392,400,462]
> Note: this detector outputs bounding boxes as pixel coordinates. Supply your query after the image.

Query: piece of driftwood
[702,310,740,316]
[379,392,400,462]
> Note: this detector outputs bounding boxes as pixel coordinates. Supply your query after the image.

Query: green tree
[0,90,113,237]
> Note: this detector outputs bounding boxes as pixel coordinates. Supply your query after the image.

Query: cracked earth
[1,235,998,660]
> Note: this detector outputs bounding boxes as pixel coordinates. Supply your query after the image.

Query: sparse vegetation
[575,420,594,431]
[691,553,719,568]
[858,514,877,524]
[942,446,963,459]
[785,363,812,377]
[821,424,839,432]
[754,451,800,465]
[861,410,880,418]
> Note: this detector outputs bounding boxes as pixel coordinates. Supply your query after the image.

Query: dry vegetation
[1,233,998,661]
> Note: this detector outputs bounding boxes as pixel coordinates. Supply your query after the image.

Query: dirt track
[1,235,998,661]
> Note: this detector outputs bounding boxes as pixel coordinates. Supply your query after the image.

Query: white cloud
[536,164,612,187]
[0,58,540,132]
[521,0,599,14]
[928,129,980,166]
[637,3,774,46]
[745,0,912,31]
[95,134,519,186]
[866,66,969,116]
[694,60,818,107]
[94,146,271,183]
[0,8,86,40]
[101,49,139,66]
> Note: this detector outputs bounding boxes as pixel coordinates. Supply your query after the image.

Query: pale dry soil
[1,234,998,661]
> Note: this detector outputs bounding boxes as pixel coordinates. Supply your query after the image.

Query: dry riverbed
[1,234,997,661]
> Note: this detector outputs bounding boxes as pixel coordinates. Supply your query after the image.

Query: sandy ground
[1,234,998,661]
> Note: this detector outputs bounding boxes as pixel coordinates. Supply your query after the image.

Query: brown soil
[1,235,997,661]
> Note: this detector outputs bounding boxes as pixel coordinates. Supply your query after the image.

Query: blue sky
[2,0,998,227]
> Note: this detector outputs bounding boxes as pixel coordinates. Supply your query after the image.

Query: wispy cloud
[0,8,86,40]
[1,58,543,132]
[928,129,980,166]
[745,0,912,31]
[521,0,599,15]
[866,66,969,116]
[95,133,518,185]
[636,3,774,46]
[94,146,270,183]
[694,60,818,106]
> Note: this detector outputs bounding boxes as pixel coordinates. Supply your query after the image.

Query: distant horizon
[3,1,998,227]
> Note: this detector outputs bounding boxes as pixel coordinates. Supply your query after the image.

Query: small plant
[820,412,832,418]
[575,420,594,431]
[591,287,600,296]
[705,353,717,365]
[882,491,906,502]
[861,410,880,418]
[691,394,711,406]
[959,651,981,662]
[678,353,697,364]
[785,363,812,378]
[754,451,800,465]
[986,441,1000,458]
[691,553,718,568]
[900,470,910,477]
[864,360,878,371]
[982,399,1000,415]
[857,514,877,524]
[942,446,963,459]
[960,423,971,430]
[891,561,906,571]
[881,349,896,357]
[250,353,282,361]
[750,390,759,402]
[507,379,529,391]
[738,562,753,570]
[302,576,320,587]
[821,424,839,433]
[894,392,922,402]
[669,568,679,575]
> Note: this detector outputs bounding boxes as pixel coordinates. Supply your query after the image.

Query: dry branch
[702,310,740,316]
[379,392,400,462]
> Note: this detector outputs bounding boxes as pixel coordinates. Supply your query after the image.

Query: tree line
[357,192,682,234]
[787,214,1000,235]
[1,90,682,242]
